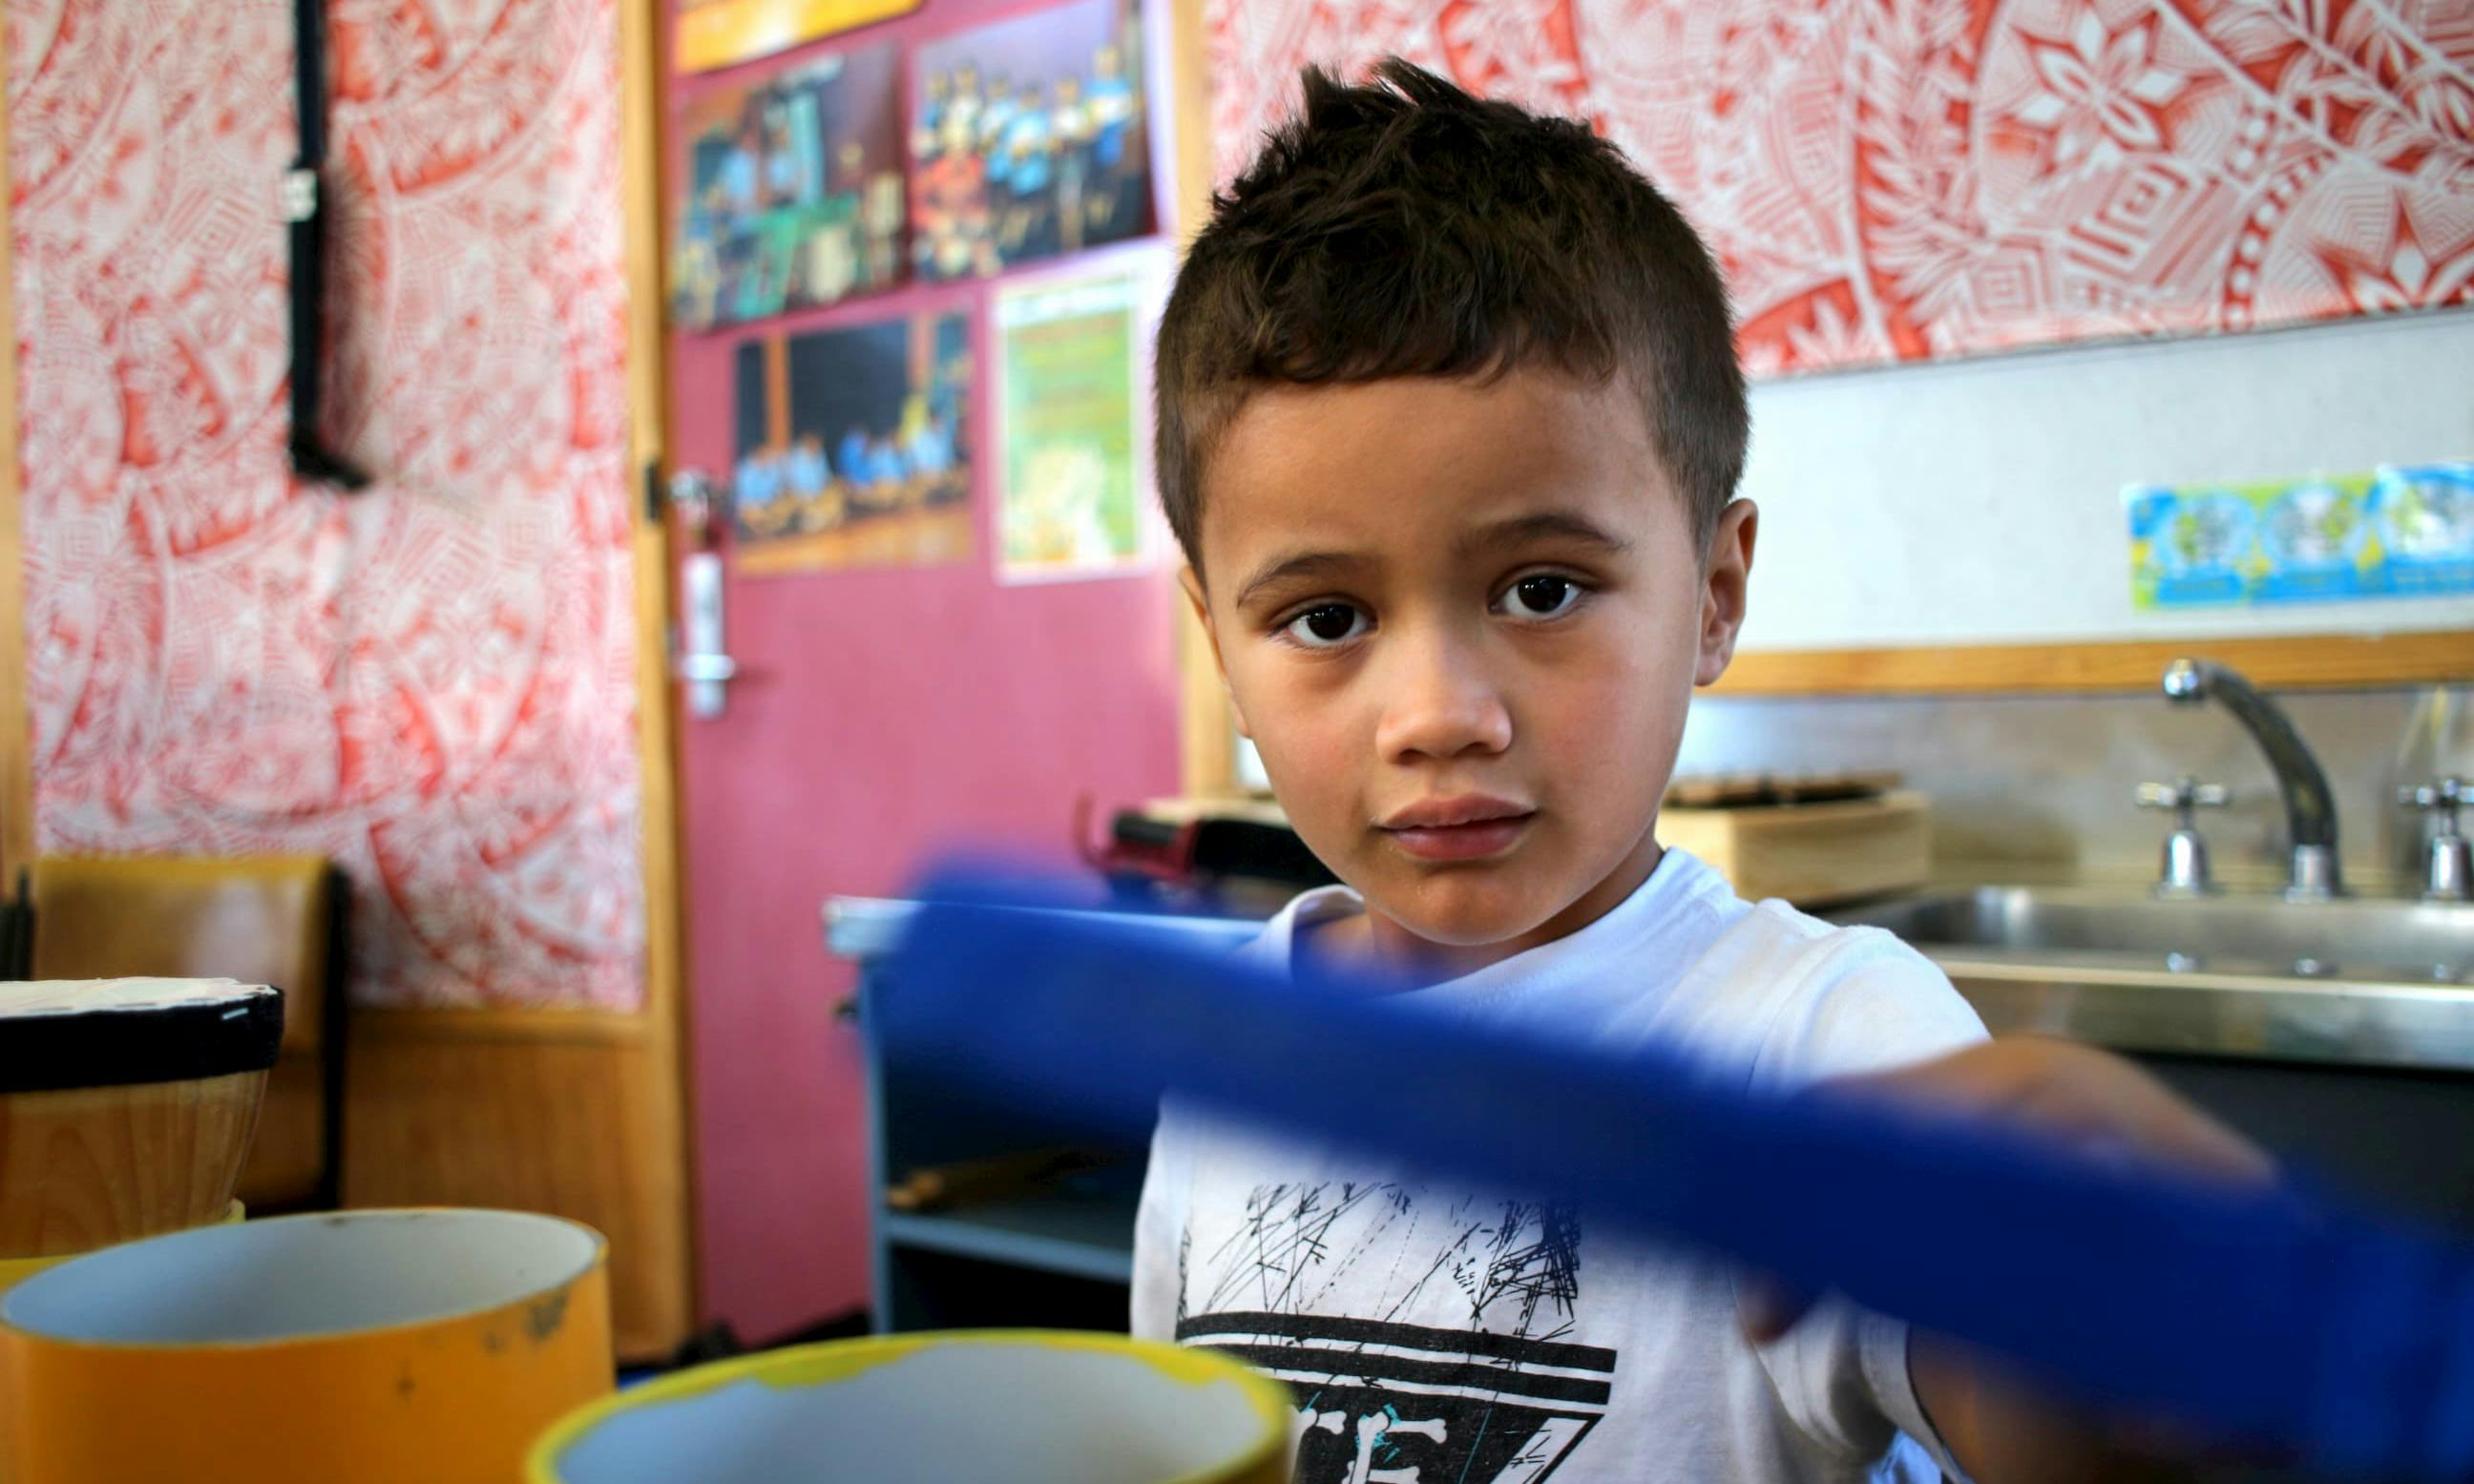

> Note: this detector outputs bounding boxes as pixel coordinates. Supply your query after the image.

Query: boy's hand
[1743,1035,2278,1484]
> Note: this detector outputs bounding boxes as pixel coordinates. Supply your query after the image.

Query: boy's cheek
[1262,735,1365,845]
[1534,648,1689,783]
[1228,687,1360,827]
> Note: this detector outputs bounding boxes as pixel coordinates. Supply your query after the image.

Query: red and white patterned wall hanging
[1206,0,2474,375]
[9,0,646,1009]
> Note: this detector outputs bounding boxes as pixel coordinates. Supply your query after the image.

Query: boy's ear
[1179,565,1253,740]
[1693,500,1758,688]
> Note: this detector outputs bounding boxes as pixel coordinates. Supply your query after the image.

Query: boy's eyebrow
[1229,512,1632,608]
[1231,551,1360,610]
[1457,511,1634,557]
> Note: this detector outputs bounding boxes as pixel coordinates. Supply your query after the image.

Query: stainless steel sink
[1841,887,2472,983]
[1832,888,2474,1072]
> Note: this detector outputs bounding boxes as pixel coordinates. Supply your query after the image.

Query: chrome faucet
[2136,775,2228,895]
[2400,778,2470,902]
[2161,658,2342,901]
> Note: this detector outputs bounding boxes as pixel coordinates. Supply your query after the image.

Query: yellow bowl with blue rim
[528,1328,1293,1484]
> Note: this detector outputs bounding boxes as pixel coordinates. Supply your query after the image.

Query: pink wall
[664,0,1183,1337]
[9,0,645,1009]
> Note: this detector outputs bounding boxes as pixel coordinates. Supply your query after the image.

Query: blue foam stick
[876,867,2474,1478]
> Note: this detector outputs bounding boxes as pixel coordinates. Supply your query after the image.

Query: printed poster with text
[995,264,1155,582]
[676,0,922,73]
[2128,463,2474,610]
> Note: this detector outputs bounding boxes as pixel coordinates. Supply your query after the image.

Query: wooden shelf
[881,1198,1136,1286]
[1709,630,2474,697]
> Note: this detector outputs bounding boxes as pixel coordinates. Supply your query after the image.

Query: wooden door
[659,0,1192,1341]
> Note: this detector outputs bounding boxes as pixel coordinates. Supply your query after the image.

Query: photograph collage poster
[693,0,1164,582]
[732,311,975,575]
[673,44,909,331]
[911,0,1152,281]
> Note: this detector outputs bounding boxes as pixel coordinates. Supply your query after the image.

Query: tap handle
[2139,778,2229,823]
[2160,657,2208,700]
[2399,777,2466,835]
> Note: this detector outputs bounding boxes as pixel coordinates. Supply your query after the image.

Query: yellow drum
[530,1329,1293,1484]
[1,1207,611,1484]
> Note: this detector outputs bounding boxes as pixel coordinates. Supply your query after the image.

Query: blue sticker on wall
[2128,462,2474,609]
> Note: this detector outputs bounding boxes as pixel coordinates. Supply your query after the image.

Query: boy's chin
[1360,868,1566,951]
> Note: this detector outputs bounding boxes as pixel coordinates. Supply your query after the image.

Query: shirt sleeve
[1761,927,1989,1086]
[1745,926,1991,1479]
[1128,1100,1191,1344]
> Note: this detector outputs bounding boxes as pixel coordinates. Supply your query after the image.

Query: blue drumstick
[876,866,2474,1478]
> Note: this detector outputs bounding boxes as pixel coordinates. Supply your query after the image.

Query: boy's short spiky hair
[1156,59,1749,577]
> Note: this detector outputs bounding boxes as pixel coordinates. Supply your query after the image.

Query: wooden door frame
[1165,0,1231,797]
[618,0,700,1345]
[0,11,31,882]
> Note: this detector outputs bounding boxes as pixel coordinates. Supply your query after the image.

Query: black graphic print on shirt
[1178,1181,1618,1484]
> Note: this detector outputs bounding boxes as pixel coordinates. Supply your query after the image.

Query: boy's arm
[1908,1333,2194,1484]
[1783,1037,2276,1483]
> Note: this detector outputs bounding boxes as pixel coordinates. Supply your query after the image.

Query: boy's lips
[1376,795,1536,863]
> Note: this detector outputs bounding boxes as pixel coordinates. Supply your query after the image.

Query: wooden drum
[0,978,281,1270]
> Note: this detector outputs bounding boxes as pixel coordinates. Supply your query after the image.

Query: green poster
[995,269,1146,580]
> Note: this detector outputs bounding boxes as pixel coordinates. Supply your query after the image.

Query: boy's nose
[1373,631,1513,763]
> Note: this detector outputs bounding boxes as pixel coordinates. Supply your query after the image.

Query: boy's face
[1186,370,1755,962]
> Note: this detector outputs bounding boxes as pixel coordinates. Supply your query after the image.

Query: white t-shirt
[1131,847,1988,1484]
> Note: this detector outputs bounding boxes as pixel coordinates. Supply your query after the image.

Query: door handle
[676,550,736,720]
[669,469,736,720]
[675,653,738,684]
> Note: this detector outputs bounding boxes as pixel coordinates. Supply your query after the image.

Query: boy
[1135,60,2266,1484]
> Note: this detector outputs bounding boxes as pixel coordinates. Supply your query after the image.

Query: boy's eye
[1499,574,1583,620]
[1282,603,1371,648]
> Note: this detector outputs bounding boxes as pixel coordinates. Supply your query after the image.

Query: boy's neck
[1311,827,1667,989]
